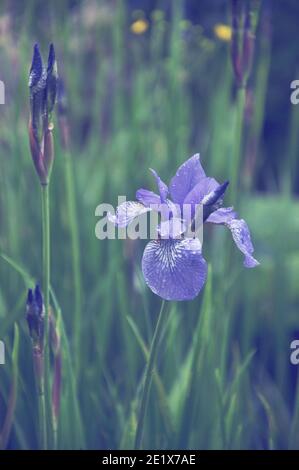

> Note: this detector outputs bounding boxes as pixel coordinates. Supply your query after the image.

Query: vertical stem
[38,379,47,450]
[230,86,246,202]
[224,86,246,376]
[64,151,82,374]
[134,300,168,450]
[41,184,50,449]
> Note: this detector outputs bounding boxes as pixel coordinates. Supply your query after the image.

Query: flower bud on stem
[28,43,58,449]
[26,286,47,449]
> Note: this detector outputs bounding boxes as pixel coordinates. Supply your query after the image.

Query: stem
[134,300,168,450]
[222,87,246,379]
[38,384,47,450]
[41,184,50,449]
[230,86,246,203]
[64,151,82,374]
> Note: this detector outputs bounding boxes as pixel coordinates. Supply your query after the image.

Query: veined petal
[169,154,206,205]
[136,188,161,207]
[227,218,260,268]
[108,201,150,227]
[142,238,207,300]
[150,168,168,203]
[206,207,237,224]
[206,209,259,268]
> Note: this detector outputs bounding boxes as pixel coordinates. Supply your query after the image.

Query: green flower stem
[37,377,47,450]
[229,86,246,203]
[64,151,82,374]
[222,86,247,376]
[134,300,168,450]
[41,184,51,449]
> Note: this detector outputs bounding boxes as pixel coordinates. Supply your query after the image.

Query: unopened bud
[28,43,58,185]
[26,285,45,349]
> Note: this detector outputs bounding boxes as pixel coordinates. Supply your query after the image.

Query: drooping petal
[169,154,206,205]
[142,238,207,300]
[136,188,161,207]
[108,201,150,227]
[206,207,237,224]
[150,168,168,202]
[226,218,260,268]
[206,208,259,268]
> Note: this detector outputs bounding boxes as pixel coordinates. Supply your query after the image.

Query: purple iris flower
[110,154,259,301]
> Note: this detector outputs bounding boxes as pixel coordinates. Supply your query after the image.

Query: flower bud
[26,285,45,349]
[46,44,58,117]
[202,181,230,222]
[28,43,58,185]
[43,126,54,180]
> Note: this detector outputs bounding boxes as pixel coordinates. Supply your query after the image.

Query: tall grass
[0,0,299,450]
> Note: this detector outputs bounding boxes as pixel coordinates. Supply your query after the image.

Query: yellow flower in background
[214,23,232,42]
[130,19,149,35]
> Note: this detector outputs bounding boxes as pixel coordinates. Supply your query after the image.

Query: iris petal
[227,219,260,268]
[136,188,161,207]
[206,208,259,268]
[169,154,206,205]
[142,238,207,300]
[206,207,237,224]
[183,177,219,222]
[157,218,186,239]
[150,168,168,202]
[108,201,150,227]
[184,177,219,206]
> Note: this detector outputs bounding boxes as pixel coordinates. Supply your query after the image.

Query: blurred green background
[1,0,299,450]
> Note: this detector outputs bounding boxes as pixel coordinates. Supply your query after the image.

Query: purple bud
[203,181,229,221]
[203,181,229,206]
[29,44,43,89]
[47,43,55,74]
[26,284,45,348]
[34,284,44,311]
[46,44,58,115]
[27,288,33,305]
[28,43,58,185]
